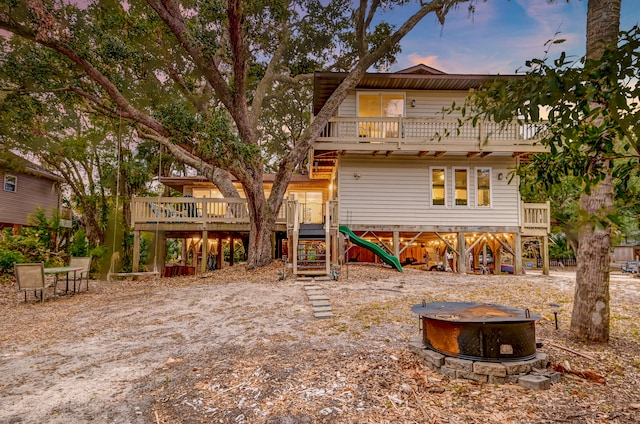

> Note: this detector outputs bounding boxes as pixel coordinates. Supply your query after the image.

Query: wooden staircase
[296,224,328,274]
[288,200,338,277]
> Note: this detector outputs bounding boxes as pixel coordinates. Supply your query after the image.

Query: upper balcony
[314,117,546,155]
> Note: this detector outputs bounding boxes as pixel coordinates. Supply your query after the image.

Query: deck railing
[316,117,544,150]
[131,197,287,226]
[132,196,550,235]
[521,201,551,234]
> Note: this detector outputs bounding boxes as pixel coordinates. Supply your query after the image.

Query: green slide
[339,225,403,272]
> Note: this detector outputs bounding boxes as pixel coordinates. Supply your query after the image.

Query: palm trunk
[570,0,619,342]
[571,174,612,341]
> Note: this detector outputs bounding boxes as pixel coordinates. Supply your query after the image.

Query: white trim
[3,174,17,192]
[475,167,492,208]
[452,167,470,208]
[430,166,447,207]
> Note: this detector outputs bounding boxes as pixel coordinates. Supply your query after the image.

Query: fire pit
[412,301,541,362]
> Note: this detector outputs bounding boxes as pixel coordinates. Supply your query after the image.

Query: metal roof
[313,69,521,115]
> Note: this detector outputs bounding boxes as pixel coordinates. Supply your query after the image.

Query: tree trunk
[570,0,620,342]
[242,173,277,268]
[571,174,612,341]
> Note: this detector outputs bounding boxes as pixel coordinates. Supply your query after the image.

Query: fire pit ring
[412,301,541,362]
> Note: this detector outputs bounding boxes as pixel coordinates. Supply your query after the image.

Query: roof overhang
[159,173,329,192]
[313,71,522,115]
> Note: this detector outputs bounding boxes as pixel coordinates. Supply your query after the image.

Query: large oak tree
[0,0,472,268]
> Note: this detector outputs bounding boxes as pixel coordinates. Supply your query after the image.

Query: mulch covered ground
[1,262,639,423]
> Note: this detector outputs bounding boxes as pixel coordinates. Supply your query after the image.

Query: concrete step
[313,311,334,319]
[307,294,330,301]
[313,306,333,313]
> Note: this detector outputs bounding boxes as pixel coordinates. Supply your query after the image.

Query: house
[305,64,550,275]
[0,153,65,231]
[130,65,550,276]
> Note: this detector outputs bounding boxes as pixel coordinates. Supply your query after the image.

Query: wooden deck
[131,197,288,232]
[132,197,549,237]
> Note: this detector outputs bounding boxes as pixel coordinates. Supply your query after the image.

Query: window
[431,167,446,206]
[289,191,324,223]
[3,175,17,192]
[357,92,405,138]
[454,168,468,206]
[476,168,491,207]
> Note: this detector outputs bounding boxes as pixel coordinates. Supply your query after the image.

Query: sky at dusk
[385,0,640,74]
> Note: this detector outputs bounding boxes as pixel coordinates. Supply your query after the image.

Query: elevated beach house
[130,65,550,276]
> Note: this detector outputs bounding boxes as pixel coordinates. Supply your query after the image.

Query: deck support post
[229,236,235,267]
[392,231,400,261]
[457,232,466,274]
[133,230,141,273]
[493,241,502,275]
[201,229,208,274]
[217,235,224,270]
[514,233,522,275]
[542,235,549,276]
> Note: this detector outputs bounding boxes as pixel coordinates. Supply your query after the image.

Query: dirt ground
[1,262,640,424]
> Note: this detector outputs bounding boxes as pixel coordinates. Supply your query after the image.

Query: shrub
[0,247,26,274]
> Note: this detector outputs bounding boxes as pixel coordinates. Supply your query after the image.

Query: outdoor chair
[68,257,92,292]
[14,263,52,303]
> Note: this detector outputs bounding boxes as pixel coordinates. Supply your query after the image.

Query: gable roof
[313,64,521,115]
[395,64,446,75]
[0,152,63,182]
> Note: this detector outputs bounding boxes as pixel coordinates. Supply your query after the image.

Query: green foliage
[549,233,575,259]
[69,228,89,257]
[0,247,26,274]
[0,227,62,269]
[463,26,639,195]
[455,26,640,237]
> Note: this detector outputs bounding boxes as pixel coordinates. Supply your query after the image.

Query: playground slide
[339,225,403,272]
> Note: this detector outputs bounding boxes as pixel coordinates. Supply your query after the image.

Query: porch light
[411,99,416,108]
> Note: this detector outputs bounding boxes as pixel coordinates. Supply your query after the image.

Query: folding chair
[15,263,53,303]
[68,257,92,292]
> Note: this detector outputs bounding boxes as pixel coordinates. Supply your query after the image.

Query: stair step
[303,285,323,290]
[308,294,330,301]
[314,311,334,319]
[300,223,324,230]
[313,306,333,313]
[311,300,330,307]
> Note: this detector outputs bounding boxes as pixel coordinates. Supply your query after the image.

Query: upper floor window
[357,92,405,138]
[431,167,446,206]
[454,168,468,206]
[4,175,17,192]
[476,168,491,207]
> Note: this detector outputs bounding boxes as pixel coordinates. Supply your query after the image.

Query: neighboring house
[131,65,550,276]
[0,153,64,231]
[612,244,640,263]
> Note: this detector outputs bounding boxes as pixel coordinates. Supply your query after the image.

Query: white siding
[405,90,468,118]
[338,92,356,116]
[337,155,520,228]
